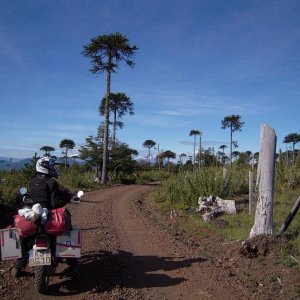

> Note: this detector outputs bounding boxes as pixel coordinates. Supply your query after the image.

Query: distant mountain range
[0,157,32,171]
[0,152,176,171]
[0,157,83,171]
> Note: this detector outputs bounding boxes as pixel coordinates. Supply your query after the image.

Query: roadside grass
[148,164,300,260]
[211,211,254,241]
[0,170,28,208]
[134,170,171,184]
[59,165,96,190]
[295,286,300,298]
[0,166,98,209]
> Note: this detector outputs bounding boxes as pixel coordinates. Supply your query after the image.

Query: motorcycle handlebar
[70,198,81,204]
[69,190,84,204]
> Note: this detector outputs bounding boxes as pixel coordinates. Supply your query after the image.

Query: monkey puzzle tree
[59,139,75,169]
[160,150,176,172]
[160,150,176,165]
[221,115,244,167]
[219,144,228,165]
[142,140,156,165]
[189,129,200,169]
[283,132,300,165]
[99,92,134,148]
[82,32,138,184]
[40,146,55,156]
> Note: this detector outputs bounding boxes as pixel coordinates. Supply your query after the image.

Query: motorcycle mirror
[77,190,84,198]
[19,187,28,195]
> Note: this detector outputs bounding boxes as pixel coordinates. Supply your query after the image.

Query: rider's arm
[47,178,72,209]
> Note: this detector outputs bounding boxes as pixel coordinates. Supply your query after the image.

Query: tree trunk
[193,135,196,171]
[223,167,228,193]
[199,135,202,170]
[101,65,111,184]
[112,110,117,148]
[230,124,233,167]
[157,144,161,171]
[148,147,151,165]
[249,124,276,237]
[292,142,295,165]
[249,170,254,215]
[65,149,68,170]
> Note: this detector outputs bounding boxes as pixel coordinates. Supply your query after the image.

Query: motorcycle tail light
[34,235,50,249]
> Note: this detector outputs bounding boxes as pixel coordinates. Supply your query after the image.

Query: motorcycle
[13,188,84,294]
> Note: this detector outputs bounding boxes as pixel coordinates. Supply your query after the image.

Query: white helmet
[36,156,59,178]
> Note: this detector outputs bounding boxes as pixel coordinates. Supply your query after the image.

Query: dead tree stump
[250,124,276,237]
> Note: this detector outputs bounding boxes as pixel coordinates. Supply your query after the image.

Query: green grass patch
[213,212,254,241]
[148,163,300,258]
[267,274,279,284]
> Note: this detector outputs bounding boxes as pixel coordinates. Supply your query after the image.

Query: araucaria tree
[221,115,244,166]
[283,132,300,165]
[99,92,134,148]
[40,146,55,156]
[219,144,228,166]
[59,139,75,169]
[142,140,156,165]
[160,150,176,172]
[82,32,138,184]
[189,130,200,169]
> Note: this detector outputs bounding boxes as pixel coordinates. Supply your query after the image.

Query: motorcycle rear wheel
[35,265,50,294]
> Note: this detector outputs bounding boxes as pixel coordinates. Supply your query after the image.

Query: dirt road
[1,184,299,299]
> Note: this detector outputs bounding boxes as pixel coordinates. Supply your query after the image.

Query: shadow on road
[79,199,104,204]
[47,249,207,296]
[80,226,102,231]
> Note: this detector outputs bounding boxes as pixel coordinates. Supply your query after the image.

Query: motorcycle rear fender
[33,234,51,250]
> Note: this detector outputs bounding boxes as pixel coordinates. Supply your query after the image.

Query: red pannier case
[14,215,38,237]
[43,208,72,235]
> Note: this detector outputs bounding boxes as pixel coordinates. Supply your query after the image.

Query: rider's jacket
[30,174,72,210]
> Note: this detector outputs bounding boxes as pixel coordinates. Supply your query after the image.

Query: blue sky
[0,0,299,159]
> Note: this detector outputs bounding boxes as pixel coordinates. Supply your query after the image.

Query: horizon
[1,0,299,159]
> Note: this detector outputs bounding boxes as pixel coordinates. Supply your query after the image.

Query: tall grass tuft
[58,164,97,190]
[151,166,249,212]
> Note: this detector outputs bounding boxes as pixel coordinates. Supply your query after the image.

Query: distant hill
[0,157,31,171]
[0,157,84,171]
[0,152,176,171]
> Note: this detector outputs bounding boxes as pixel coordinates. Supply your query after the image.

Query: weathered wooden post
[249,170,254,215]
[277,196,300,235]
[223,167,228,194]
[250,124,276,237]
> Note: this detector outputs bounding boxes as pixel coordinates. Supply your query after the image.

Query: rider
[11,156,79,278]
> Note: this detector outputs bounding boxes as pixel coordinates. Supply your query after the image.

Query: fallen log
[216,198,236,214]
[202,207,224,222]
[197,195,236,222]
